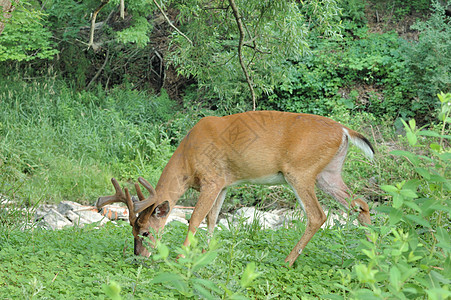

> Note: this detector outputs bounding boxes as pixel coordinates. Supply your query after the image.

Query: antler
[97,178,138,225]
[97,177,158,225]
[96,178,127,207]
[133,177,157,214]
[124,187,137,225]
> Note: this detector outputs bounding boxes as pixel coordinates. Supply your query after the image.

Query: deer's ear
[152,201,170,218]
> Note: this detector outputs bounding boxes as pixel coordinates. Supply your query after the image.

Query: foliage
[263,2,449,124]
[0,77,177,204]
[338,0,367,24]
[348,93,450,299]
[44,0,99,42]
[370,0,432,20]
[1,0,445,123]
[167,0,341,107]
[0,208,372,299]
[401,0,451,121]
[263,30,412,118]
[147,232,260,299]
[0,1,58,61]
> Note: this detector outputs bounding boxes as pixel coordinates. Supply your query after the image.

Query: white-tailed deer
[97,111,374,266]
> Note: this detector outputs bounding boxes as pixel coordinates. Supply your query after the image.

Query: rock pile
[2,196,354,231]
[33,201,130,229]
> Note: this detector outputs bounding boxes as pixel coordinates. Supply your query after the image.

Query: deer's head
[96,178,170,257]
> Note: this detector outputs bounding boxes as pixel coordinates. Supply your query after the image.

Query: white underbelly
[232,173,287,186]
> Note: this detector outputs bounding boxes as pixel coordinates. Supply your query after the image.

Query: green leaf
[103,281,122,300]
[153,243,169,260]
[436,227,451,250]
[393,194,404,209]
[407,252,422,263]
[380,185,399,193]
[438,152,451,161]
[390,150,420,165]
[152,273,191,296]
[404,214,431,228]
[400,189,418,199]
[193,278,222,295]
[375,205,394,214]
[192,251,218,272]
[408,119,416,130]
[426,288,451,300]
[418,130,442,138]
[241,262,260,288]
[193,283,215,300]
[389,208,403,225]
[429,174,449,183]
[415,167,431,179]
[404,199,422,212]
[406,131,417,146]
[390,266,401,291]
[187,231,198,248]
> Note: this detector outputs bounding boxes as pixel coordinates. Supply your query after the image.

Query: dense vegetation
[0,0,449,298]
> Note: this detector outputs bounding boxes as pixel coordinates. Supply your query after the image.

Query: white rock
[234,207,286,229]
[57,200,108,226]
[34,204,58,221]
[38,208,72,230]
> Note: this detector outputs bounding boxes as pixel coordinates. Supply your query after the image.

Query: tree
[161,0,342,109]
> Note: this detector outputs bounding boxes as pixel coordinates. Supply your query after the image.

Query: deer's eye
[142,232,149,237]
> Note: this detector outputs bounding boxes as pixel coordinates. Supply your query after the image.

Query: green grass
[0,77,178,204]
[0,218,370,299]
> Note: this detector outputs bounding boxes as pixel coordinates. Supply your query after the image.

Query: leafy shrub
[263,31,411,118]
[337,0,367,31]
[0,3,58,61]
[371,0,432,20]
[401,1,451,122]
[348,93,450,298]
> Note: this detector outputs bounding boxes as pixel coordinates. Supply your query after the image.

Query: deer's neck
[154,149,191,207]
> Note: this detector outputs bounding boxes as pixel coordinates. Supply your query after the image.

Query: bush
[262,31,410,118]
[401,0,451,122]
[348,93,450,298]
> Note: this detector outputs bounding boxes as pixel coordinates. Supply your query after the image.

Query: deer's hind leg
[284,173,327,267]
[316,148,371,225]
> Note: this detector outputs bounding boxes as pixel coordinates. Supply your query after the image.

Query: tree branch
[152,0,192,45]
[228,0,256,110]
[88,0,110,50]
[87,49,110,89]
[120,0,124,19]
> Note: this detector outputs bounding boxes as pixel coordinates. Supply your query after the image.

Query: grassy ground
[0,216,370,299]
[1,78,449,299]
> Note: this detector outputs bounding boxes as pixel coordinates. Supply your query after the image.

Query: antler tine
[134,182,145,201]
[96,178,127,209]
[138,177,156,197]
[133,177,158,214]
[124,187,137,225]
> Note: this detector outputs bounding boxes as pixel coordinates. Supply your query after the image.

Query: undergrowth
[0,77,178,204]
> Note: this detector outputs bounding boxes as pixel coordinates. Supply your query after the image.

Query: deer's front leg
[183,184,226,247]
